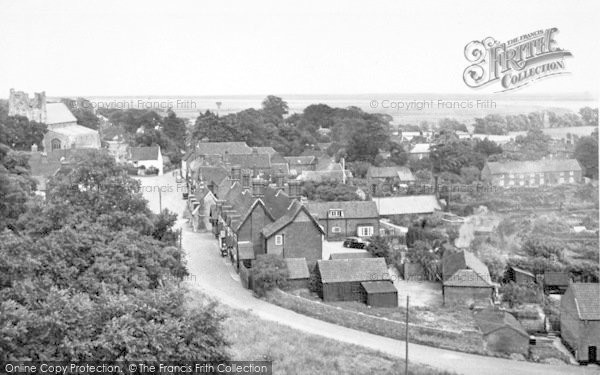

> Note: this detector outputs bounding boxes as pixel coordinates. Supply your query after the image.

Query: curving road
[139,173,595,375]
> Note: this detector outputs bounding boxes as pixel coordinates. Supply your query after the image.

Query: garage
[361,281,398,308]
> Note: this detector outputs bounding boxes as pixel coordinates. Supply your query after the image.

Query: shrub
[499,282,544,307]
[252,254,289,297]
[366,236,393,263]
[146,166,160,175]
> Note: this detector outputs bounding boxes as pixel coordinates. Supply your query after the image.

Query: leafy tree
[521,236,564,262]
[0,115,47,150]
[499,282,544,307]
[162,110,187,149]
[262,95,289,121]
[406,240,441,281]
[473,138,503,157]
[301,179,360,201]
[252,254,289,297]
[366,236,393,263]
[388,142,408,166]
[579,107,599,126]
[438,118,467,132]
[574,135,598,179]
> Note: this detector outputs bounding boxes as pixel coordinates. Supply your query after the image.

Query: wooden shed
[543,271,571,294]
[361,281,398,307]
[284,258,310,290]
[505,266,535,284]
[316,258,389,302]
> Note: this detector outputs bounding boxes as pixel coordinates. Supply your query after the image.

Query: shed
[506,266,536,284]
[543,271,571,294]
[316,258,389,302]
[361,281,398,308]
[284,258,310,290]
[475,309,529,354]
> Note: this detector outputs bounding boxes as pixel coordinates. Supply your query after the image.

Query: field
[186,289,456,375]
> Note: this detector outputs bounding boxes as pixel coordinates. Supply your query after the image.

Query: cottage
[442,250,495,306]
[361,281,398,308]
[306,201,379,240]
[128,145,164,175]
[261,200,325,265]
[481,159,583,187]
[505,266,536,284]
[474,309,529,354]
[284,258,310,290]
[373,195,441,219]
[366,166,415,195]
[543,271,571,294]
[315,258,391,302]
[560,283,600,363]
[189,187,217,231]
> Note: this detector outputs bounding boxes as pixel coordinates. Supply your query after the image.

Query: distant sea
[79,93,598,125]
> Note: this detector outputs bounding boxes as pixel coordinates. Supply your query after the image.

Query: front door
[589,346,597,363]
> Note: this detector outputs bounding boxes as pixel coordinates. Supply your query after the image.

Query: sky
[0,0,599,97]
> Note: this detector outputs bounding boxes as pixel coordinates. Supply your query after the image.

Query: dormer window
[329,209,343,217]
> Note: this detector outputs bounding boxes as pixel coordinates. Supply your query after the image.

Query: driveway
[143,173,594,375]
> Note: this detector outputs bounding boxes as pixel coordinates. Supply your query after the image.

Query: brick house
[305,201,379,240]
[474,309,529,354]
[442,250,495,306]
[366,166,415,195]
[560,283,600,363]
[261,200,325,266]
[481,159,583,187]
[315,258,392,302]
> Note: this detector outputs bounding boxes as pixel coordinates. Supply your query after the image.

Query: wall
[265,211,323,263]
[443,286,493,306]
[366,291,398,308]
[322,281,364,302]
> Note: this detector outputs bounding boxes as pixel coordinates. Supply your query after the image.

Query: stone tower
[8,89,47,123]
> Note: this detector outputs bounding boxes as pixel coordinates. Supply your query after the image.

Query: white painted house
[129,145,164,175]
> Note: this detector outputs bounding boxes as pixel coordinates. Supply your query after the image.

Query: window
[357,226,374,237]
[329,209,343,217]
[569,171,574,176]
[332,226,341,233]
[51,138,62,151]
[498,179,504,187]
[275,235,283,246]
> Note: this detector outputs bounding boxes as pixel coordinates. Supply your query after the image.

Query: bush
[499,282,544,307]
[366,236,393,263]
[252,254,289,297]
[146,166,160,175]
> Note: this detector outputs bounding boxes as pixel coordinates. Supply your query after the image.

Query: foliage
[430,140,485,175]
[61,98,99,130]
[366,236,393,263]
[473,138,503,157]
[521,236,564,262]
[406,241,442,281]
[0,148,229,360]
[499,282,544,307]
[301,179,360,201]
[0,115,47,150]
[252,254,289,297]
[574,134,599,179]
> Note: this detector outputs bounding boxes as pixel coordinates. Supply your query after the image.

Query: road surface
[138,173,596,375]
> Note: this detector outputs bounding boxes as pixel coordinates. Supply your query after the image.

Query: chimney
[252,178,266,198]
[241,169,252,190]
[231,165,241,182]
[275,172,285,188]
[287,179,301,199]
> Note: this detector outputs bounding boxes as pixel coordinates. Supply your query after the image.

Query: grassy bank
[186,290,456,375]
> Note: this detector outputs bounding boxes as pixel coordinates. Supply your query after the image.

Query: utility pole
[159,189,162,212]
[405,295,409,375]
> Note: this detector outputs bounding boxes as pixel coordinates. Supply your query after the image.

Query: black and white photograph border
[0,1,599,374]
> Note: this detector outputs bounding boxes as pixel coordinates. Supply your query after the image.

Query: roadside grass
[186,289,457,375]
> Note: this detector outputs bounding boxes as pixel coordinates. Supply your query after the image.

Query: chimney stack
[275,172,285,188]
[241,169,252,190]
[287,179,301,199]
[252,178,266,198]
[231,165,241,183]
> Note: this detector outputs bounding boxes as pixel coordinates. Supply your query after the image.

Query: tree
[473,138,503,157]
[162,110,187,149]
[574,135,598,179]
[252,254,289,297]
[262,95,289,121]
[579,107,599,126]
[499,282,544,307]
[366,236,393,263]
[388,142,408,166]
[0,115,47,150]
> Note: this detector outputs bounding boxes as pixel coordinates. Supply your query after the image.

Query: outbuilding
[360,281,398,307]
[315,258,390,302]
[475,309,529,355]
[284,258,310,290]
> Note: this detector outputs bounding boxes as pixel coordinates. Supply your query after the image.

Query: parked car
[342,237,370,249]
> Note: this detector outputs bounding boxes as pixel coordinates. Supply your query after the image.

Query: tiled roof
[569,283,600,320]
[45,102,77,124]
[317,258,389,284]
[285,258,310,279]
[285,156,316,166]
[486,159,582,175]
[261,200,324,238]
[254,146,277,155]
[196,142,252,156]
[510,266,534,278]
[442,250,492,287]
[193,166,229,185]
[543,271,571,287]
[475,309,528,337]
[361,280,398,294]
[297,169,348,183]
[373,195,441,216]
[367,166,412,179]
[129,146,160,161]
[329,252,373,260]
[224,152,271,169]
[306,200,378,220]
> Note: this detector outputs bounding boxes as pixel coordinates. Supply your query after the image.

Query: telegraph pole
[405,295,409,375]
[159,189,162,212]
